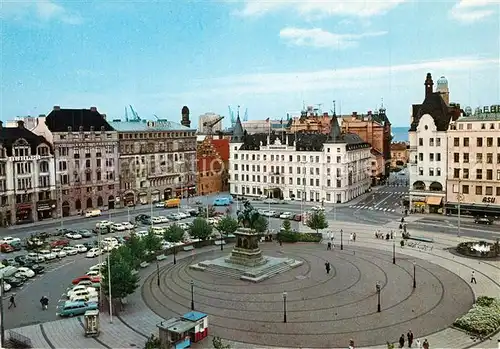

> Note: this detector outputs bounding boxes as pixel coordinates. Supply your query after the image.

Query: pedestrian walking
[422,339,429,349]
[327,242,332,250]
[415,338,421,348]
[390,231,394,239]
[325,262,331,274]
[353,233,356,242]
[349,233,353,243]
[470,271,477,284]
[40,296,49,310]
[407,330,414,348]
[349,339,355,349]
[399,334,405,348]
[8,294,16,309]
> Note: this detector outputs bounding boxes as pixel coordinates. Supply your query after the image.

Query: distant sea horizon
[392,126,409,143]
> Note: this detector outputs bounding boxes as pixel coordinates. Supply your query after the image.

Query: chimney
[367,110,372,115]
[90,106,97,112]
[323,112,328,117]
[353,112,357,117]
[102,113,107,120]
[17,120,25,129]
[53,105,61,111]
[38,114,46,117]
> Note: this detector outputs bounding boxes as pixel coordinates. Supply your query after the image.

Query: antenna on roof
[153,114,160,120]
[125,107,129,122]
[332,100,336,116]
[381,98,384,108]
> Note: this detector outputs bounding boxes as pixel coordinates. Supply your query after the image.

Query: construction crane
[228,106,235,127]
[129,105,141,121]
[243,108,248,121]
[203,116,224,136]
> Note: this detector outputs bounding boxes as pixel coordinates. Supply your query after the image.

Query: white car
[62,246,78,255]
[86,248,102,258]
[26,252,45,263]
[67,285,97,298]
[111,223,126,231]
[263,198,279,204]
[89,263,104,272]
[121,222,134,230]
[103,237,118,245]
[16,267,35,278]
[158,216,169,223]
[263,210,276,217]
[155,202,165,208]
[280,212,294,219]
[86,270,100,277]
[38,250,57,260]
[151,226,166,236]
[151,217,163,224]
[101,244,114,252]
[311,206,325,212]
[178,222,190,230]
[161,241,172,250]
[95,220,112,229]
[51,248,67,258]
[0,237,21,244]
[3,282,11,292]
[74,244,88,253]
[178,212,190,219]
[168,213,182,221]
[65,232,82,239]
[69,289,98,302]
[135,231,148,239]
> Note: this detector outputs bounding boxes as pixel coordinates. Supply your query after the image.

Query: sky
[0,0,499,128]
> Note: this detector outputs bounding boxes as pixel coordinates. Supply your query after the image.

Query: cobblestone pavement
[8,220,500,349]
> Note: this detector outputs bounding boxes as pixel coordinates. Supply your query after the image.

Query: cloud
[450,0,499,23]
[0,0,82,24]
[167,56,499,98]
[235,0,407,18]
[279,27,387,49]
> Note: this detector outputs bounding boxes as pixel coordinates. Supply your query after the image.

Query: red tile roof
[210,139,230,162]
[197,156,223,173]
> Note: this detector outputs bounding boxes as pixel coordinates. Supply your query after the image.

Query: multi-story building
[43,106,120,216]
[340,108,392,183]
[288,107,332,134]
[109,108,197,205]
[0,120,56,226]
[408,74,462,213]
[390,142,409,168]
[229,115,371,203]
[197,136,230,195]
[445,105,500,217]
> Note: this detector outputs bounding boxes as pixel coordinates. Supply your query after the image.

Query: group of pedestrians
[7,294,49,310]
[398,330,429,348]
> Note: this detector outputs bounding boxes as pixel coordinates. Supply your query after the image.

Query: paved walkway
[8,220,499,349]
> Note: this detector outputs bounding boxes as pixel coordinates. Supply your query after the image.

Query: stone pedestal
[225,228,266,267]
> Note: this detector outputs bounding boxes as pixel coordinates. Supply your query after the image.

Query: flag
[280,119,283,124]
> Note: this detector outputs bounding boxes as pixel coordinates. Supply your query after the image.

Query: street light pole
[173,246,177,265]
[413,261,416,289]
[0,277,5,348]
[340,229,343,250]
[392,241,396,264]
[220,231,224,251]
[107,251,113,323]
[190,280,195,310]
[156,260,160,287]
[282,291,287,323]
[376,282,381,312]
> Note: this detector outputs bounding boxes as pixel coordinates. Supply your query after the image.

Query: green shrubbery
[453,296,500,336]
[277,231,322,243]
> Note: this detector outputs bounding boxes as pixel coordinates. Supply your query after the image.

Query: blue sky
[1,0,499,127]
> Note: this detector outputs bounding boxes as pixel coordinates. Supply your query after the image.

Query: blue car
[213,198,231,206]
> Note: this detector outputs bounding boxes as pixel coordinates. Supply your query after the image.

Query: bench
[140,261,150,268]
[214,240,226,246]
[156,254,167,261]
[183,245,195,252]
[409,236,434,243]
[9,330,32,348]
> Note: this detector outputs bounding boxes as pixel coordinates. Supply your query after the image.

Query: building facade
[0,120,56,226]
[445,105,500,217]
[390,142,409,168]
[229,116,371,203]
[197,137,229,195]
[408,74,462,213]
[109,108,197,205]
[340,108,392,183]
[43,106,120,217]
[288,107,332,134]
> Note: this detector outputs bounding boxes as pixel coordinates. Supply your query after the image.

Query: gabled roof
[409,92,461,132]
[231,116,244,143]
[326,115,342,143]
[0,122,52,156]
[211,138,229,161]
[45,108,114,132]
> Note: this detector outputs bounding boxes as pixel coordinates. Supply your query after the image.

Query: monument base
[190,256,303,283]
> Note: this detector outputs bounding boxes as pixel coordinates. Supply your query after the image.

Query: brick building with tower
[197,136,230,195]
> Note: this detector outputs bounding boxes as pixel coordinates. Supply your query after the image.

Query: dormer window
[100,126,105,132]
[67,126,72,133]
[90,126,95,132]
[79,126,84,132]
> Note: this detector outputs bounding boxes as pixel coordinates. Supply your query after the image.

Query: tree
[213,336,231,349]
[164,224,185,243]
[101,249,140,299]
[144,334,161,349]
[197,205,215,218]
[251,215,268,233]
[126,234,146,268]
[143,231,162,253]
[189,217,213,240]
[306,211,328,234]
[282,219,292,233]
[216,216,239,237]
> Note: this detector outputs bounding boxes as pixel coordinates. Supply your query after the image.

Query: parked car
[0,237,21,245]
[279,212,294,219]
[67,285,97,298]
[23,263,44,274]
[178,212,190,219]
[155,202,165,208]
[78,229,93,238]
[3,258,18,267]
[50,239,70,248]
[121,222,135,230]
[0,244,14,253]
[475,216,493,225]
[86,270,100,277]
[38,250,57,260]
[72,275,100,285]
[77,279,100,289]
[26,252,45,263]
[15,267,35,278]
[151,217,163,224]
[3,276,24,288]
[311,206,325,212]
[86,248,101,258]
[263,198,279,204]
[56,300,98,317]
[14,255,28,265]
[134,231,149,239]
[85,209,102,218]
[74,244,88,253]
[167,213,182,221]
[3,282,12,292]
[65,232,83,240]
[51,248,67,258]
[62,246,78,255]
[68,288,98,302]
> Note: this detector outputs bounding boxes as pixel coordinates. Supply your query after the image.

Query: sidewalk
[9,221,499,349]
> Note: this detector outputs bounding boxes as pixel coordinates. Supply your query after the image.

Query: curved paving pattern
[143,245,474,348]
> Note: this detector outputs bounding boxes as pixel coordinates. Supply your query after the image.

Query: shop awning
[426,196,442,205]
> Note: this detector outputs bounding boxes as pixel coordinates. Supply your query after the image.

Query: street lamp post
[173,246,177,265]
[282,291,287,323]
[190,280,195,310]
[340,229,343,250]
[156,260,160,287]
[413,261,416,289]
[0,277,5,348]
[392,241,396,264]
[220,232,224,251]
[376,282,381,312]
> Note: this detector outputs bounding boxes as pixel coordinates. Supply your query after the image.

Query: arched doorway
[86,198,93,209]
[108,196,115,209]
[396,160,404,166]
[413,181,425,191]
[429,182,443,191]
[124,192,134,206]
[164,188,172,200]
[75,199,81,211]
[62,201,70,217]
[97,196,103,207]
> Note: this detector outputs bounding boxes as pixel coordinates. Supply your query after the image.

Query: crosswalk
[349,205,396,212]
[376,191,408,194]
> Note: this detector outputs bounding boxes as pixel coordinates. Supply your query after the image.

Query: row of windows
[454,185,500,196]
[418,168,442,177]
[118,131,196,140]
[451,122,500,131]
[234,153,344,163]
[453,137,500,148]
[418,137,441,147]
[418,153,442,162]
[58,172,115,185]
[232,185,343,203]
[453,153,500,164]
[0,176,51,191]
[0,162,51,176]
[59,132,114,140]
[233,163,349,177]
[453,168,500,181]
[232,173,347,187]
[58,158,115,171]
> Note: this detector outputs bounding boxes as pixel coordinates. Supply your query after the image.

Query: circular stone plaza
[142,243,475,348]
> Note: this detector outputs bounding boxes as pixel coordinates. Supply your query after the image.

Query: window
[429,153,434,161]
[498,154,500,164]
[462,185,469,194]
[476,169,482,180]
[436,153,441,161]
[467,123,472,130]
[436,138,441,146]
[487,138,493,147]
[463,153,469,163]
[487,153,493,164]
[477,137,483,147]
[436,168,441,176]
[452,184,458,193]
[453,137,459,146]
[309,178,313,186]
[327,156,331,163]
[463,169,469,179]
[315,179,319,186]
[336,156,341,163]
[429,168,434,176]
[498,170,500,180]
[418,138,423,146]
[476,186,482,195]
[336,180,341,187]
[419,153,424,161]
[463,138,469,146]
[459,124,463,130]
[429,138,434,146]
[327,179,331,186]
[476,153,483,163]
[498,137,500,147]
[453,168,460,178]
[454,153,459,163]
[486,186,493,195]
[419,167,423,176]
[58,161,67,171]
[487,169,493,180]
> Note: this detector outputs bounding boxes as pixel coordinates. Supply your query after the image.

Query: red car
[0,244,14,253]
[72,275,101,285]
[50,239,70,248]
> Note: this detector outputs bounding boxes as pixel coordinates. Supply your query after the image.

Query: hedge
[453,296,500,336]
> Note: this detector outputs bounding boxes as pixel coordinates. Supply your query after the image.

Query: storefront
[37,200,56,221]
[426,196,443,214]
[164,188,173,200]
[445,202,500,218]
[188,186,196,197]
[124,192,135,206]
[16,203,33,224]
[0,210,12,227]
[410,195,427,213]
[139,192,148,205]
[151,190,160,203]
